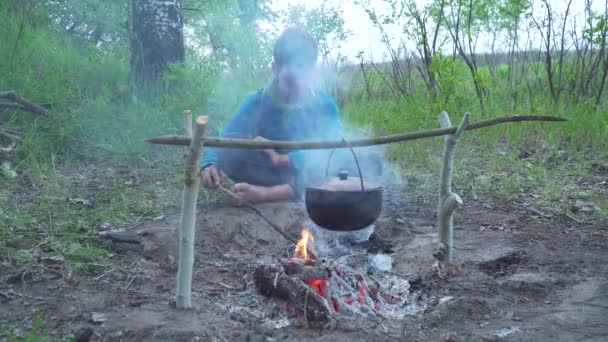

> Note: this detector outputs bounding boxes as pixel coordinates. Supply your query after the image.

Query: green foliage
[0,3,127,171]
[41,0,128,47]
[583,15,607,45]
[283,4,351,63]
[184,0,275,71]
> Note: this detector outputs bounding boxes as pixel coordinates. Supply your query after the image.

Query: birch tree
[129,0,185,90]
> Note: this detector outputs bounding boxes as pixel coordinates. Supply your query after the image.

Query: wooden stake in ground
[437,112,470,262]
[176,115,208,309]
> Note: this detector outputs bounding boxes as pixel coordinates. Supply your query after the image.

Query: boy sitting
[200,28,381,204]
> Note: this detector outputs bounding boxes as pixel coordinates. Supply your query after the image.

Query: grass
[0,162,178,269]
[0,313,54,342]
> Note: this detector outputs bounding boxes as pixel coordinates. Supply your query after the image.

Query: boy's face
[273,61,315,102]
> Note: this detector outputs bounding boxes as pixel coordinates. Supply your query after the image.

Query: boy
[200,28,381,204]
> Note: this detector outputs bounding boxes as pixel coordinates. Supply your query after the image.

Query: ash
[208,218,431,329]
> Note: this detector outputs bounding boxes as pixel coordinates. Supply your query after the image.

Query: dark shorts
[215,134,383,197]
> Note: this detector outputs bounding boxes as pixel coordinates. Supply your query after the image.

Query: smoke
[299,62,405,189]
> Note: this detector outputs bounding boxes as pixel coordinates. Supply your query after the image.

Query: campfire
[254,227,427,322]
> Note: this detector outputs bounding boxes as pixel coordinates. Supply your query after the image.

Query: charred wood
[254,265,332,322]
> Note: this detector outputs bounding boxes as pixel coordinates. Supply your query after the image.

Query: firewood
[254,265,332,322]
[282,263,331,280]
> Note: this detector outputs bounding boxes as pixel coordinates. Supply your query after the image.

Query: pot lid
[309,170,382,192]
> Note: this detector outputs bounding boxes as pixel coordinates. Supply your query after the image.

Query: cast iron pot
[305,148,383,231]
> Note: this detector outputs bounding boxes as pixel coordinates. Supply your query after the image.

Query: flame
[293,228,314,264]
[305,278,326,298]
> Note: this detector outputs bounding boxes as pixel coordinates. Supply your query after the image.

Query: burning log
[436,112,469,262]
[283,262,331,281]
[254,264,332,322]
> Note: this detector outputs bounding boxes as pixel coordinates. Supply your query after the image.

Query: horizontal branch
[0,90,50,116]
[144,115,567,150]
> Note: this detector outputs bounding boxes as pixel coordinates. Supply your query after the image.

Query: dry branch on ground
[0,90,50,116]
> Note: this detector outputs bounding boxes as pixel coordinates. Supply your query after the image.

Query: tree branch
[144,115,567,149]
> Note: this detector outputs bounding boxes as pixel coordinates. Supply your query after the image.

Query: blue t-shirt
[200,85,343,193]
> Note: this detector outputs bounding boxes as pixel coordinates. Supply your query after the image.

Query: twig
[38,266,64,279]
[375,310,390,320]
[126,275,136,289]
[144,115,568,149]
[218,185,318,260]
[128,255,141,268]
[218,186,298,246]
[94,268,114,281]
[565,213,583,223]
[304,287,310,323]
[209,281,236,290]
[332,271,356,292]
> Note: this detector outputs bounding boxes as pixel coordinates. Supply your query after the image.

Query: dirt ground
[1,176,608,341]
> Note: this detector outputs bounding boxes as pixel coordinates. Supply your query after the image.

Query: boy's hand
[255,136,290,167]
[201,165,224,188]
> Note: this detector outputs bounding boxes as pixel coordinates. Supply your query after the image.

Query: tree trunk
[129,0,184,91]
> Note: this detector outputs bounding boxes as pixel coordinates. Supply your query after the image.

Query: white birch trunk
[437,112,470,262]
[176,115,207,309]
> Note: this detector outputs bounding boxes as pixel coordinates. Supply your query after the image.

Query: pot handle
[324,138,365,191]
